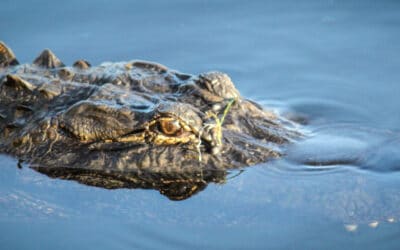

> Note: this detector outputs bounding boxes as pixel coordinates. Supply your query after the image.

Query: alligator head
[0,42,299,200]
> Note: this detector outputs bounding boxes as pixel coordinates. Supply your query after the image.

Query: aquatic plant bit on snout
[197,98,236,162]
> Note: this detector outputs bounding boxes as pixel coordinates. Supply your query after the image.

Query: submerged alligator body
[0,42,297,200]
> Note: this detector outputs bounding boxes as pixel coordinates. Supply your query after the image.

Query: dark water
[1,0,400,249]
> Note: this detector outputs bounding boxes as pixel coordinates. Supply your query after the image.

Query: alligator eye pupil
[159,119,181,135]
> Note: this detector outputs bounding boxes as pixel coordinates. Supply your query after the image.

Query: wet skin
[0,42,298,200]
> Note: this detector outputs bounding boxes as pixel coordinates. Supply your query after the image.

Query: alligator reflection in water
[0,42,298,200]
[33,166,229,201]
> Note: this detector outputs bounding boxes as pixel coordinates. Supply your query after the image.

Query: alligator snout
[197,72,240,99]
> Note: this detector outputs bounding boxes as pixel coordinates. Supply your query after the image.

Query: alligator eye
[158,118,182,136]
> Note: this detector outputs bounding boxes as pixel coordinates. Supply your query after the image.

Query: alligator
[0,42,298,200]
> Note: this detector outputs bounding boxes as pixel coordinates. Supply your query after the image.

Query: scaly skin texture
[0,42,298,200]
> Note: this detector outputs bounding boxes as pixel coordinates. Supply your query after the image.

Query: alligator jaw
[0,42,300,200]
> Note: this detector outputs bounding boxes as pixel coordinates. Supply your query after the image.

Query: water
[1,0,400,249]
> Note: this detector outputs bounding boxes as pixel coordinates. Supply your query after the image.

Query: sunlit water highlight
[1,0,400,249]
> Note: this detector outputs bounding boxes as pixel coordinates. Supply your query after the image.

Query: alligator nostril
[198,71,240,99]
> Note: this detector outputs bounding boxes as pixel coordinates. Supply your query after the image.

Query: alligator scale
[0,42,297,200]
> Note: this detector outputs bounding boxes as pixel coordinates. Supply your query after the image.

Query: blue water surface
[1,0,400,249]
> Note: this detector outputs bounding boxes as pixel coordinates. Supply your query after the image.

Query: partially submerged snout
[0,41,299,174]
[0,42,301,200]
